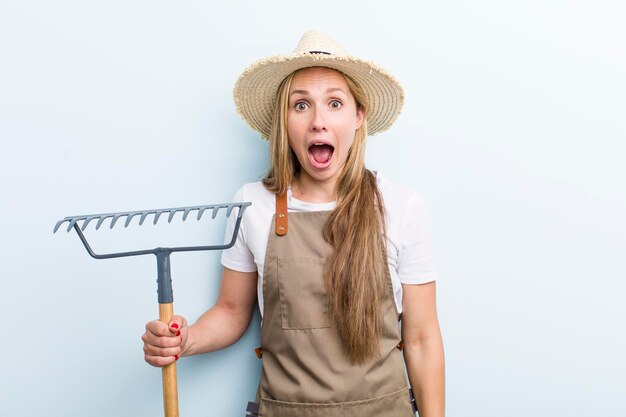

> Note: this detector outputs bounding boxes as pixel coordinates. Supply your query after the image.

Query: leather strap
[409,388,418,413]
[254,347,263,359]
[246,401,260,416]
[275,193,288,236]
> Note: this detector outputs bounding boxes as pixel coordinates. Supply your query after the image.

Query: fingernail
[171,323,179,329]
[176,330,181,336]
[175,355,179,361]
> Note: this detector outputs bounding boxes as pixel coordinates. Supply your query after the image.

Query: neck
[292,173,337,203]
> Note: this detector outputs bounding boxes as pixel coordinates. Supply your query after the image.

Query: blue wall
[1,1,625,416]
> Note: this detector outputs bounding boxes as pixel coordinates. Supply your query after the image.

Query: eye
[294,102,309,111]
[329,100,342,109]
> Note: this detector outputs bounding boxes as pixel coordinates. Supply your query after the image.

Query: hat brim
[233,53,404,139]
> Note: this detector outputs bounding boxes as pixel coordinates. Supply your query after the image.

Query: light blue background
[1,1,625,416]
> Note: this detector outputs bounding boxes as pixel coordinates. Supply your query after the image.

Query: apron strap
[245,401,260,416]
[409,388,418,413]
[275,193,288,236]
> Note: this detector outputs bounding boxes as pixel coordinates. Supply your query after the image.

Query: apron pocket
[277,257,330,330]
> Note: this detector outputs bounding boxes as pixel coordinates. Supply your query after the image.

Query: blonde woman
[142,32,445,417]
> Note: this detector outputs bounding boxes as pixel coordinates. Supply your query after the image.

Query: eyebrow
[290,87,347,96]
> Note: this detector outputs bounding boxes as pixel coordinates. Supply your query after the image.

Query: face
[287,67,364,187]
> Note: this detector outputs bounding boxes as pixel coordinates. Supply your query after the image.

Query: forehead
[289,67,350,92]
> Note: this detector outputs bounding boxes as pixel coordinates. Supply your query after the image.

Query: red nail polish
[176,331,181,336]
[175,355,179,361]
[171,323,179,329]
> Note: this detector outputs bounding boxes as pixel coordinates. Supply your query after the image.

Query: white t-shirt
[221,173,438,314]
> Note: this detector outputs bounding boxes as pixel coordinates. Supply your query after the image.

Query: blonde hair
[263,68,387,364]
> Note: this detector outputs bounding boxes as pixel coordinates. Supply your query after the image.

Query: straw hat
[233,31,404,139]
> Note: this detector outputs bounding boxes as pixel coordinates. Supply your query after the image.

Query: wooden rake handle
[160,303,179,417]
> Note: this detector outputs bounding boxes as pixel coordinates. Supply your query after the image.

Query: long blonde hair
[263,69,388,364]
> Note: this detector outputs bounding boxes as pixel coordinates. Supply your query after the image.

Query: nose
[309,106,327,132]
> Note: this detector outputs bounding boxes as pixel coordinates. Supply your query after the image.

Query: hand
[142,316,187,367]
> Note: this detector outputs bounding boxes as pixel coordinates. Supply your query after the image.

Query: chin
[305,167,340,183]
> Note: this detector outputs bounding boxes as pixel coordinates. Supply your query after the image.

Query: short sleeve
[220,187,257,273]
[396,191,438,284]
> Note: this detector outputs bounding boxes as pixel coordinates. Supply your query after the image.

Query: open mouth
[308,143,334,168]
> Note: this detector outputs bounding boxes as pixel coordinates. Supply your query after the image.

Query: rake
[54,201,252,417]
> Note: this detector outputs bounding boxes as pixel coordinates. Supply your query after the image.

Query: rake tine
[168,208,184,223]
[53,219,66,233]
[110,214,127,229]
[182,208,192,221]
[52,217,69,233]
[236,203,249,219]
[218,204,231,219]
[139,211,154,225]
[197,207,208,220]
[226,204,236,217]
[125,212,141,227]
[154,209,166,225]
[81,216,98,231]
[68,217,86,232]
[95,215,114,230]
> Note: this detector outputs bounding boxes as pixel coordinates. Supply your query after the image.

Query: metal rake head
[54,201,252,307]
[53,203,250,233]
[53,201,252,262]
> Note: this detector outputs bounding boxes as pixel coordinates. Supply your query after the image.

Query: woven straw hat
[233,31,404,139]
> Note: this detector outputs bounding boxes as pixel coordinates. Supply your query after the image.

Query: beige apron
[247,194,416,417]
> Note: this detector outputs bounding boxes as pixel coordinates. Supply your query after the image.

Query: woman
[142,31,445,416]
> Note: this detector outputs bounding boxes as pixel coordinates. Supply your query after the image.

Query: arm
[183,267,258,356]
[402,281,445,417]
[142,267,258,366]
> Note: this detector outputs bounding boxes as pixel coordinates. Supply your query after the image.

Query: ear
[355,106,365,130]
